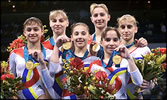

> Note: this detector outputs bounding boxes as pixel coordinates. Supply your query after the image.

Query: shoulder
[137,46,151,53]
[10,47,24,57]
[131,46,151,55]
[90,59,101,65]
[83,56,100,63]
[42,39,54,50]
[88,59,101,72]
[12,47,24,53]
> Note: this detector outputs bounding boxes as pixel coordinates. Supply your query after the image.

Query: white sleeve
[9,52,17,77]
[48,62,62,78]
[129,68,143,86]
[40,68,61,99]
[41,68,54,89]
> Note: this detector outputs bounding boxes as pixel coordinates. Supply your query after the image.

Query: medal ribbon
[92,32,105,58]
[49,37,55,46]
[72,50,89,60]
[126,41,136,48]
[101,50,120,68]
[63,49,89,60]
[92,33,96,41]
[22,44,46,99]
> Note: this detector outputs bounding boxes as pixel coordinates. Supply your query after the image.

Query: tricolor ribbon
[22,44,46,99]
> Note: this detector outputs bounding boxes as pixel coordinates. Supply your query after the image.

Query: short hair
[101,27,121,41]
[70,22,89,34]
[90,3,109,15]
[23,17,44,31]
[49,10,68,22]
[117,14,138,26]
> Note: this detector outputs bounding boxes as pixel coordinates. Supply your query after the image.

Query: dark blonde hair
[70,22,89,34]
[101,27,121,40]
[117,14,138,26]
[49,10,69,22]
[23,17,44,31]
[90,3,109,15]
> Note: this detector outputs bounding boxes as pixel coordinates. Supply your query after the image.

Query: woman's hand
[135,37,148,47]
[89,41,98,56]
[115,45,131,59]
[55,35,71,48]
[32,51,46,69]
[139,79,155,92]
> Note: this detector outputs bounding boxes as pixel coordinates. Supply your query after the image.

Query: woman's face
[118,20,138,41]
[91,7,110,29]
[24,23,43,43]
[101,30,120,55]
[49,14,69,35]
[71,25,90,49]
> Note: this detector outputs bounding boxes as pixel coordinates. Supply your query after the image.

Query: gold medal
[92,44,100,52]
[112,55,122,64]
[25,60,34,70]
[62,42,72,50]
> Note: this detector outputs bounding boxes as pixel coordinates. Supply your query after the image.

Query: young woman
[42,10,70,98]
[50,22,99,99]
[117,14,154,99]
[88,3,110,44]
[88,27,143,99]
[43,9,69,50]
[9,17,57,99]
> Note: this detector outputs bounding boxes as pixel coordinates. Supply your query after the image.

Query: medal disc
[112,55,122,64]
[92,44,100,52]
[62,42,72,50]
[26,60,34,70]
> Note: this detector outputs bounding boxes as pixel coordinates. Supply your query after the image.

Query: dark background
[0,0,166,99]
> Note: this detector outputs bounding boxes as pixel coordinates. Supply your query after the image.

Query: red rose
[70,58,84,70]
[158,48,166,54]
[95,71,107,81]
[1,73,14,81]
[17,38,23,43]
[153,48,166,55]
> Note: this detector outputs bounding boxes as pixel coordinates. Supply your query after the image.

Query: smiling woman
[23,18,44,44]
[8,17,53,99]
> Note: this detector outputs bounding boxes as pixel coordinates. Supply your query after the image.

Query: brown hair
[70,22,89,34]
[101,27,121,40]
[23,17,44,31]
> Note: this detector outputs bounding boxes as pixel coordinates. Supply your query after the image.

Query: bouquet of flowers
[7,25,49,52]
[134,48,166,87]
[1,61,23,99]
[62,57,116,99]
